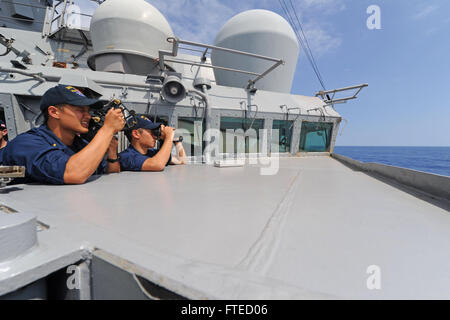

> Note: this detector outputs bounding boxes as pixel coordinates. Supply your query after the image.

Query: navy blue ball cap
[40,85,104,112]
[128,114,161,131]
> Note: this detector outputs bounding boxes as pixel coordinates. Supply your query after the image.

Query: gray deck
[1,156,449,299]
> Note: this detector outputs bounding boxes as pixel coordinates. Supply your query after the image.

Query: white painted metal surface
[0,211,37,263]
[1,157,449,299]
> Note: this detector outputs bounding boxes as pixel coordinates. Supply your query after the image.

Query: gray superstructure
[0,0,449,300]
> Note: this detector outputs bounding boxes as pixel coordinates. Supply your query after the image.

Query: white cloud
[412,5,438,20]
[146,0,344,56]
[302,23,342,57]
[80,0,344,57]
[298,0,346,14]
[149,0,236,43]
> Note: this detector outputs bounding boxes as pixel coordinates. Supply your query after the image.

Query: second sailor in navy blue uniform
[2,85,125,184]
[119,116,186,172]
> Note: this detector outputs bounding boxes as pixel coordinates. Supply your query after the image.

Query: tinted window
[272,120,293,153]
[177,117,205,157]
[299,122,333,152]
[220,117,264,154]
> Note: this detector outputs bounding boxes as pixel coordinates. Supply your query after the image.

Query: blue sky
[81,0,450,146]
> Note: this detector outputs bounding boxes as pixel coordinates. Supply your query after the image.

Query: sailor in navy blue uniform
[1,85,125,184]
[119,115,186,172]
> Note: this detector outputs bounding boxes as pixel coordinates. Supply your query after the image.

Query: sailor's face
[0,128,7,140]
[139,128,157,148]
[59,105,91,134]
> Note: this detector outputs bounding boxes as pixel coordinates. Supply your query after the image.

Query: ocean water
[333,146,450,177]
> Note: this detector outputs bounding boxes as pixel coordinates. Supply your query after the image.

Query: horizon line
[334,145,450,148]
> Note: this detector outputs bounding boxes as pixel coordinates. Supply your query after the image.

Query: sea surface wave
[334,146,450,177]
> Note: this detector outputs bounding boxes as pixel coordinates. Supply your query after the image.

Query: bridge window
[272,120,293,153]
[220,117,264,154]
[177,117,205,157]
[299,122,333,152]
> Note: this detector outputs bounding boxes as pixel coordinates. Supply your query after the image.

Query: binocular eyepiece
[151,126,183,143]
[150,126,162,139]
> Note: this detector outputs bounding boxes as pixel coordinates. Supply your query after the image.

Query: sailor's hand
[107,136,119,158]
[159,124,167,140]
[161,125,175,141]
[104,108,125,133]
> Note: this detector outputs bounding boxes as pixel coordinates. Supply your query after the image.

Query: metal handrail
[0,67,46,82]
[315,83,368,105]
[159,37,285,90]
[171,38,281,63]
[163,58,260,77]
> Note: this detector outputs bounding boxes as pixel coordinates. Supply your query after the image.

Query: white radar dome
[211,9,299,93]
[88,0,174,75]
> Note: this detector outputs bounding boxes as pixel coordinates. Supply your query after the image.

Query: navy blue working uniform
[0,120,7,164]
[119,145,171,171]
[1,125,107,184]
[0,148,4,165]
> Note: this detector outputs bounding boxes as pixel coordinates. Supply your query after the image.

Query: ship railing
[159,37,285,91]
[315,84,368,106]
